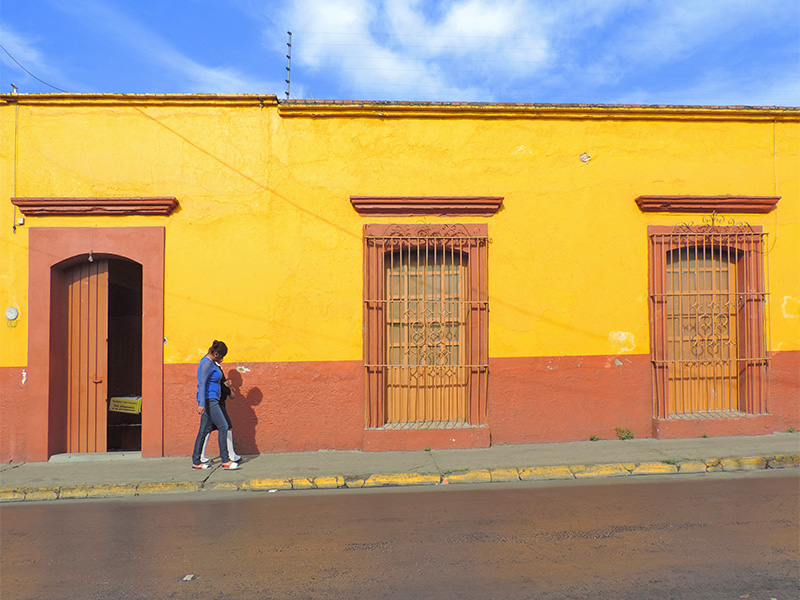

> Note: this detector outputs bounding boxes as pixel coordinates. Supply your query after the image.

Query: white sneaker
[222,461,240,470]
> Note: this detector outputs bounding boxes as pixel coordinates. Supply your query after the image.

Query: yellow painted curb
[0,489,26,502]
[242,478,293,491]
[518,466,574,481]
[292,478,315,490]
[364,473,441,487]
[86,484,137,498]
[721,456,768,471]
[343,477,367,488]
[138,482,200,495]
[704,459,723,472]
[313,476,344,489]
[445,470,491,484]
[59,485,93,499]
[678,461,707,473]
[769,454,800,468]
[23,488,59,501]
[490,468,520,482]
[571,464,630,478]
[632,462,679,475]
[210,482,239,491]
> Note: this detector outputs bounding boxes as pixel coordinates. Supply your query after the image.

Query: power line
[0,43,69,93]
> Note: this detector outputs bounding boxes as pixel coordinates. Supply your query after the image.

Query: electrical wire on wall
[767,119,779,253]
[1,43,70,233]
[12,91,19,234]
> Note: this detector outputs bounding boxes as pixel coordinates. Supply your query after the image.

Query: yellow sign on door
[109,397,142,414]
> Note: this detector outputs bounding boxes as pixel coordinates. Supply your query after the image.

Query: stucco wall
[1,96,798,461]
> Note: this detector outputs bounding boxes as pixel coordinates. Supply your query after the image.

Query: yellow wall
[1,97,798,368]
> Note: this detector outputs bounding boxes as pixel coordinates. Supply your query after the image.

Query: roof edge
[0,95,797,120]
[277,100,800,121]
[0,93,279,107]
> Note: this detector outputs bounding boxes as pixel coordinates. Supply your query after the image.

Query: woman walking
[192,340,239,470]
[199,363,241,463]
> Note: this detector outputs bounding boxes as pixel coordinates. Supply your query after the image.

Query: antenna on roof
[285,31,292,100]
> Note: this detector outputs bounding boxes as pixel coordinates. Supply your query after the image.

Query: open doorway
[61,257,143,453]
[106,259,143,451]
[28,226,164,462]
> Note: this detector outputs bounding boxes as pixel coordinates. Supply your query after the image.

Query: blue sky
[1,0,798,105]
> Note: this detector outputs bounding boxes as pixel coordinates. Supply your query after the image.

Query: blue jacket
[196,356,222,408]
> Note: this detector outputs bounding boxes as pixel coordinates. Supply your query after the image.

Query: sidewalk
[2,433,798,502]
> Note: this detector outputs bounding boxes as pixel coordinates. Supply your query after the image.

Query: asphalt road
[1,471,798,600]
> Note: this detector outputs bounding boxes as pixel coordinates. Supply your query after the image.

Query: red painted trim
[8,351,796,461]
[11,197,179,216]
[635,195,779,213]
[26,227,165,461]
[351,196,503,216]
[363,427,490,451]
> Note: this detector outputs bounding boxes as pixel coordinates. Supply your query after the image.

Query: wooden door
[65,260,109,452]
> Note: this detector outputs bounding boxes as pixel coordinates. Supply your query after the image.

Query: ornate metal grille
[648,217,769,418]
[364,224,488,428]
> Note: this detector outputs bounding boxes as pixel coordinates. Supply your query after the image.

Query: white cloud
[277,0,553,99]
[256,0,798,102]
[0,28,45,71]
[387,0,550,74]
[53,0,276,93]
[607,1,781,68]
[0,26,74,91]
[4,0,796,103]
[662,69,800,107]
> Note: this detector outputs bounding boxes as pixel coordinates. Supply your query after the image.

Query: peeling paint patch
[608,331,635,353]
[512,145,530,155]
[236,365,251,373]
[781,296,800,319]
[21,369,27,385]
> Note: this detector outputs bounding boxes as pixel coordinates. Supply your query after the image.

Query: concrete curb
[1,453,797,503]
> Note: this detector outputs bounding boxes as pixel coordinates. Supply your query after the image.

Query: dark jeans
[192,399,230,464]
[207,400,233,431]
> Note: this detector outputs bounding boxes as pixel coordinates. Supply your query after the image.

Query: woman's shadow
[224,368,263,459]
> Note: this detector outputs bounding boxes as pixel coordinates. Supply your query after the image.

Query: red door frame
[26,227,165,461]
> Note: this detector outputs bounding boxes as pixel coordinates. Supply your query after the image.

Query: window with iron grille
[648,222,769,419]
[364,224,488,428]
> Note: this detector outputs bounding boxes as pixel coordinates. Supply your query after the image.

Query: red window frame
[363,223,489,428]
[648,224,769,418]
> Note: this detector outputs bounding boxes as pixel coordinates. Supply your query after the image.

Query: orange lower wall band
[2,351,798,462]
